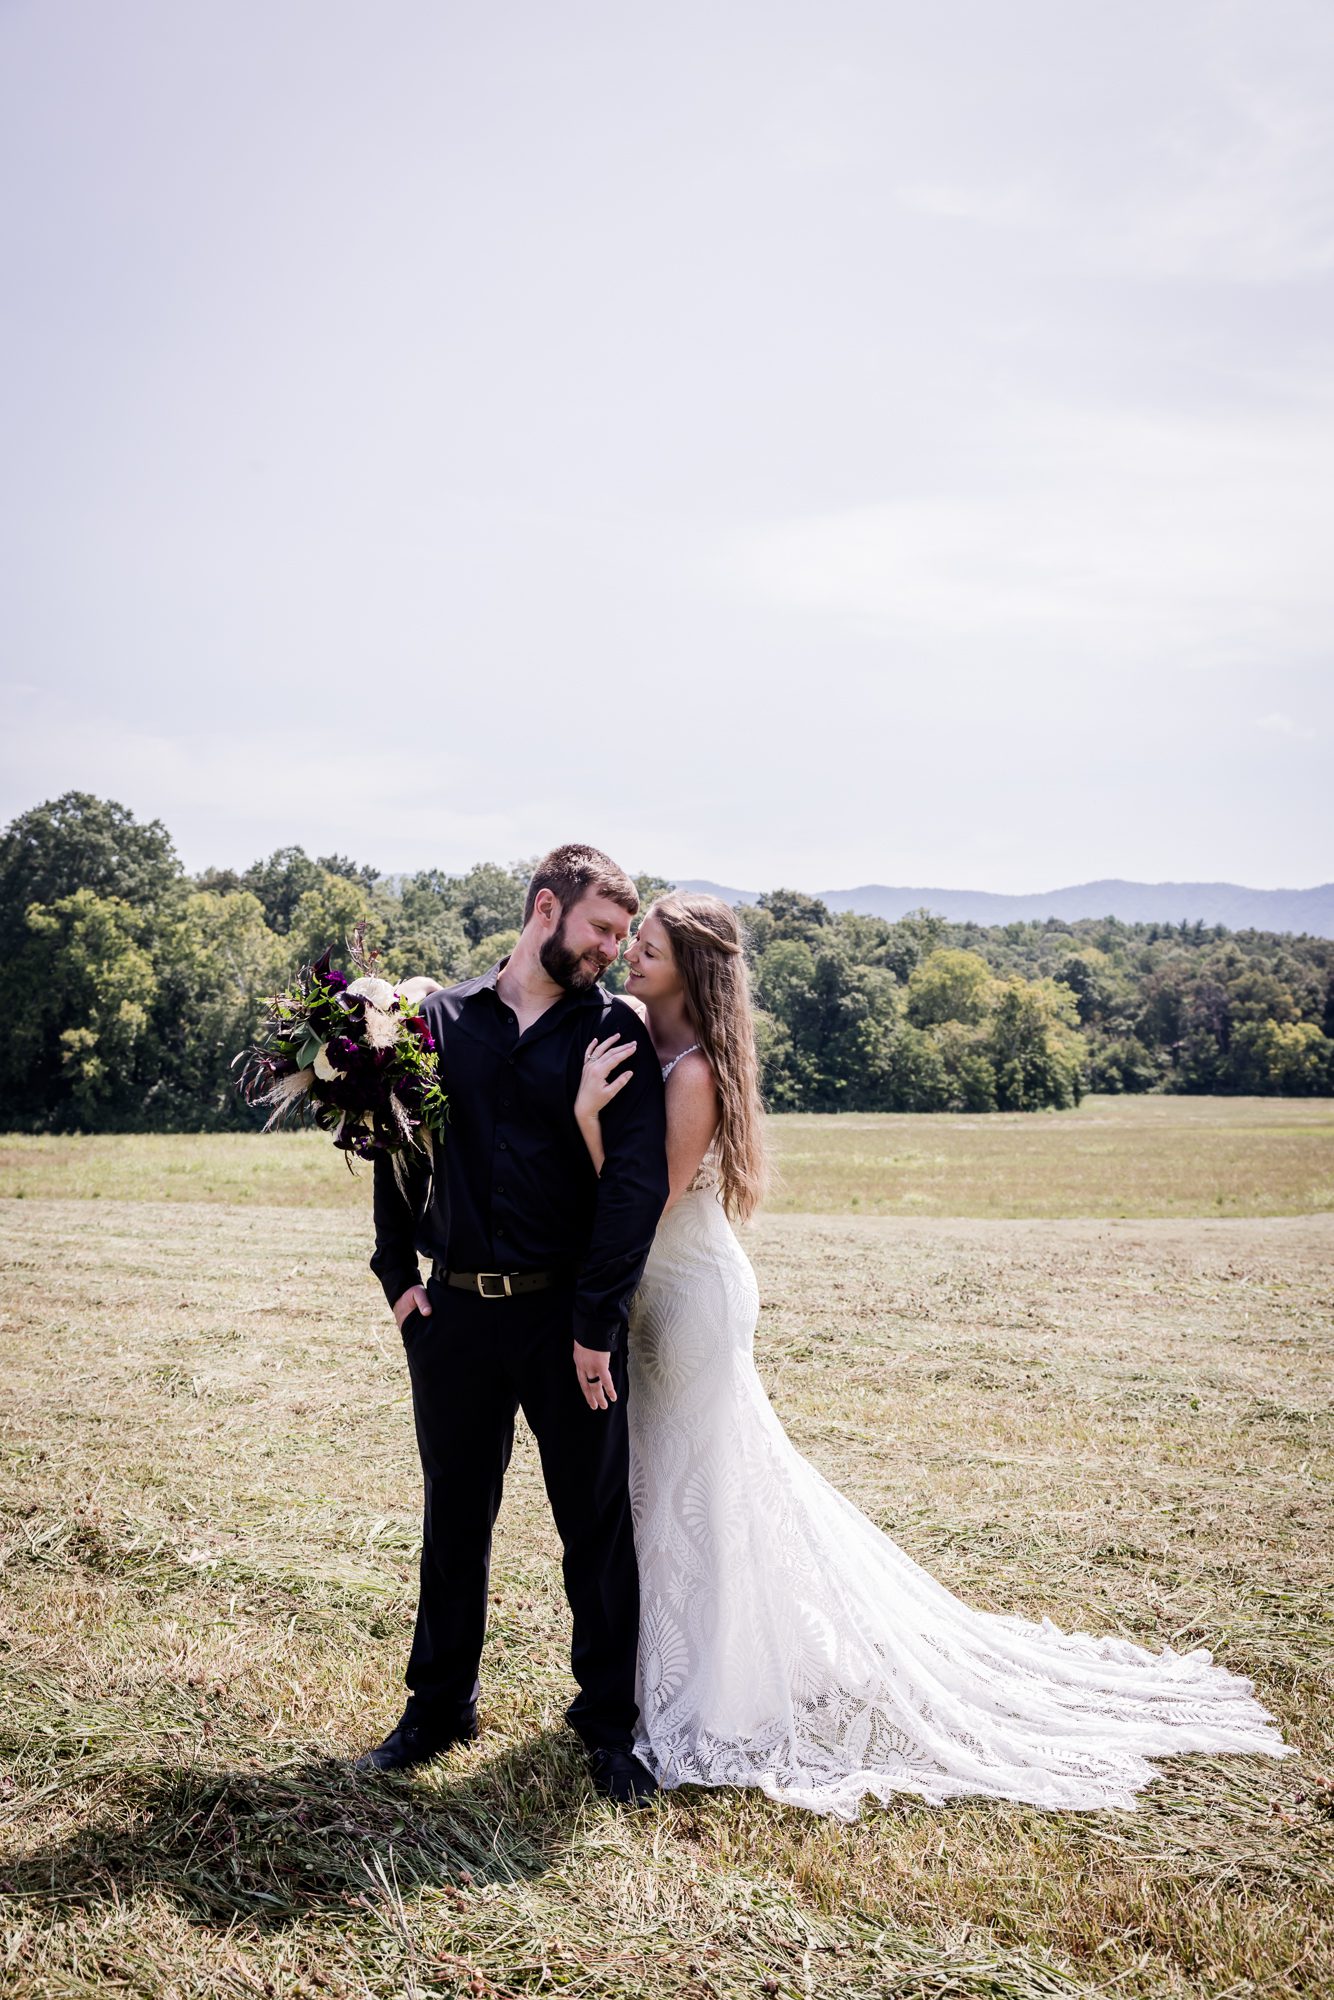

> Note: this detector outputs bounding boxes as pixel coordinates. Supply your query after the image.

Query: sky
[2,0,1331,893]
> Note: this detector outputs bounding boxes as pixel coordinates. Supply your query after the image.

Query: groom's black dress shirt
[370,962,668,1352]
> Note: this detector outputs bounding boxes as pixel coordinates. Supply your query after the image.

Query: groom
[360,843,669,1802]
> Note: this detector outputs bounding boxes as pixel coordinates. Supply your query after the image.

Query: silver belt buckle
[476,1271,512,1299]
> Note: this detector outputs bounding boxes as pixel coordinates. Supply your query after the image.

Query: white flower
[347,975,397,1012]
[313,1044,340,1081]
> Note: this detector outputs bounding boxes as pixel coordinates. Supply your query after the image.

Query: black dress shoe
[588,1747,658,1805]
[354,1711,478,1773]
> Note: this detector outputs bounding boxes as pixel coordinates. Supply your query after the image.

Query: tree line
[1,793,1330,1131]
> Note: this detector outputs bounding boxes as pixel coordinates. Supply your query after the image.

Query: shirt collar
[480,956,607,1011]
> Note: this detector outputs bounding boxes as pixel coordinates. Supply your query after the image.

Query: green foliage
[1229,1018,1333,1095]
[467,930,521,976]
[148,891,288,1127]
[379,872,471,985]
[17,890,159,1125]
[0,791,179,960]
[931,1020,999,1110]
[906,948,995,1027]
[1084,1036,1162,1094]
[756,887,832,943]
[448,861,529,947]
[1,794,1330,1128]
[238,847,328,933]
[286,872,376,969]
[987,978,1086,1111]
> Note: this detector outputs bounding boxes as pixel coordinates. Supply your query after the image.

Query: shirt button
[498,1138,508,1150]
[496,1186,506,1197]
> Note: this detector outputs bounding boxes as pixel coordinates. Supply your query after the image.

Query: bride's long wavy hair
[650,891,767,1222]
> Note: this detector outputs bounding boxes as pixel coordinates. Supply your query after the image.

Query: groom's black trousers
[400,1273,640,1752]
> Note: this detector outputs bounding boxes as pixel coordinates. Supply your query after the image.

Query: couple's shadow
[7,1727,595,1930]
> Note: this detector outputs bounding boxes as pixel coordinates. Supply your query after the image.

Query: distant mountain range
[673,878,1334,939]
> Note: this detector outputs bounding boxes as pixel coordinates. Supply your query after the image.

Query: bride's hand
[575,1035,635,1125]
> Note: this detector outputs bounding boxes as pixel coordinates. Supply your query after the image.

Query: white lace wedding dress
[627,1106,1292,1819]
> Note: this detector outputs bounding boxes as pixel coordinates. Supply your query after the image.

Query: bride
[573,890,1292,1820]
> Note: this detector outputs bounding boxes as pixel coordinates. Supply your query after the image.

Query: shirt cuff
[571,1306,622,1354]
[374,1256,424,1311]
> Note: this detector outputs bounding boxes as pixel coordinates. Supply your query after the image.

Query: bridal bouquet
[234,925,446,1167]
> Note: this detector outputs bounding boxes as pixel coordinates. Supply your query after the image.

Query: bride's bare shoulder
[618,991,649,1023]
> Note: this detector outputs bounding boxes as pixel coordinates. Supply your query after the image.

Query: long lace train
[627,1187,1292,1820]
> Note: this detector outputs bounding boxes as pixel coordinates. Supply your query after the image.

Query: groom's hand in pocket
[573,1341,616,1412]
[393,1283,432,1331]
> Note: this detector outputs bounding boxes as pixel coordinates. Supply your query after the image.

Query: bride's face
[625,909,681,1003]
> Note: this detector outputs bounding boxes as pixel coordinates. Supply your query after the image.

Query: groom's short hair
[524,844,639,925]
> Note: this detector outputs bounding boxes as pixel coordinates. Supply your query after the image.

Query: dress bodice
[660,1044,699,1083]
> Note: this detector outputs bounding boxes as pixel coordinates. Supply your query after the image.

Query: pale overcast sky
[2,1,1331,891]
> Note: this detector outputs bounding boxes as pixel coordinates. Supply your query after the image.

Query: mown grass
[1,1106,1332,1999]
[2,1093,1333,1218]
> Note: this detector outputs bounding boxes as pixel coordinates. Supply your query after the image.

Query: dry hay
[1,1120,1331,1998]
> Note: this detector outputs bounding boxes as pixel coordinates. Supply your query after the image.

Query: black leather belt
[432,1264,558,1299]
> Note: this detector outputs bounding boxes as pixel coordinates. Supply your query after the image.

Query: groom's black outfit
[370,961,668,1754]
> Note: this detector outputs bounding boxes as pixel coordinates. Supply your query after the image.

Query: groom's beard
[539,916,608,992]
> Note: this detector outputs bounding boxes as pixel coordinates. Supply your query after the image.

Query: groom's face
[539,889,633,991]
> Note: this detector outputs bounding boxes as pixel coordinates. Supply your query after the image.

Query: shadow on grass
[4,1727,586,1929]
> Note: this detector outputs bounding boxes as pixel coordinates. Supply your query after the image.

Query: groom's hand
[573,1341,616,1412]
[393,1283,432,1330]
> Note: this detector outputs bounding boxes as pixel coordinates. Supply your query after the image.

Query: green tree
[634,871,674,908]
[467,929,521,976]
[1055,947,1128,1029]
[316,853,381,896]
[1084,1036,1160,1094]
[906,948,995,1027]
[0,792,180,961]
[777,945,901,1111]
[929,1020,998,1110]
[449,861,529,947]
[147,890,286,1127]
[881,1023,952,1111]
[755,938,818,1019]
[1229,1019,1332,1095]
[14,890,159,1126]
[756,888,830,945]
[240,847,328,934]
[987,978,1086,1110]
[286,872,375,969]
[377,873,470,985]
[874,908,948,983]
[1227,968,1299,1027]
[751,1007,807,1109]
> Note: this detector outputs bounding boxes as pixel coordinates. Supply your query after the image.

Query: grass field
[1,1100,1332,1999]
[3,1093,1333,1218]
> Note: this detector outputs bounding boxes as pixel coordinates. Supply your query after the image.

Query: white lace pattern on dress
[627,1186,1292,1819]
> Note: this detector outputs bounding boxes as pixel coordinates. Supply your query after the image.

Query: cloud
[1114,69,1334,285]
[1256,711,1316,739]
[724,401,1334,679]
[895,181,1049,231]
[895,37,1334,286]
[0,697,523,872]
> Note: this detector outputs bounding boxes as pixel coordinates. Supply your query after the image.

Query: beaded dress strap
[660,1043,700,1082]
